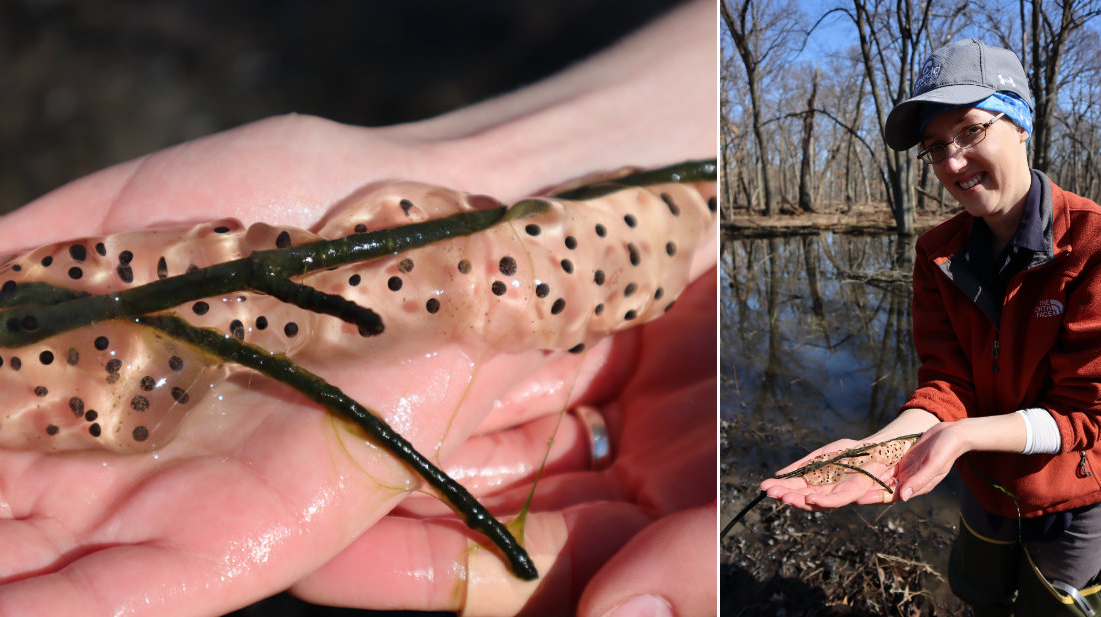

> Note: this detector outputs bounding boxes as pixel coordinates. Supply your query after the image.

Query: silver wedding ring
[573,405,612,470]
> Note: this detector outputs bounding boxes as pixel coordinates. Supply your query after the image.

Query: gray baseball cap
[884,39,1033,151]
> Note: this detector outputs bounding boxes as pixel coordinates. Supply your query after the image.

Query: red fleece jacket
[904,174,1101,518]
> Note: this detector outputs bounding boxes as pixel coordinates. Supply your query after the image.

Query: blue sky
[796,1,854,62]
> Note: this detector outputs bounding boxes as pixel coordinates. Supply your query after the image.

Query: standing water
[720,231,968,615]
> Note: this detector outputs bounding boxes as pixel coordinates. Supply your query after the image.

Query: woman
[761,39,1101,614]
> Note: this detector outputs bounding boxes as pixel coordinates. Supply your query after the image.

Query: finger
[773,453,824,477]
[760,482,829,512]
[762,474,849,507]
[896,444,946,484]
[577,504,715,617]
[802,475,884,510]
[897,471,950,502]
[613,379,716,513]
[760,476,809,493]
[855,487,898,506]
[0,541,284,617]
[0,517,73,583]
[292,503,654,614]
[771,440,861,476]
[424,412,592,502]
[293,515,490,612]
[761,476,836,511]
[393,412,599,519]
[472,337,623,435]
[895,444,953,502]
[0,424,413,617]
[761,486,829,512]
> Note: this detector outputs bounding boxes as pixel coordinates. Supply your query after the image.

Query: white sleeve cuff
[1016,407,1062,454]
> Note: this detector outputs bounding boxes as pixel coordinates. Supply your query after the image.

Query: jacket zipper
[1079,452,1094,479]
[987,252,1067,379]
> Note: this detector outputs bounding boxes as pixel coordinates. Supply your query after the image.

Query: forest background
[722,0,1101,236]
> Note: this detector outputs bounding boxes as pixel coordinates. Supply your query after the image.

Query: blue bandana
[919,91,1034,138]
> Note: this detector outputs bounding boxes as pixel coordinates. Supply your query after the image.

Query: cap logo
[913,59,941,94]
[998,74,1016,87]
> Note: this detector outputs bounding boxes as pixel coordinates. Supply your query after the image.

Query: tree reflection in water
[722,232,917,443]
[720,231,966,615]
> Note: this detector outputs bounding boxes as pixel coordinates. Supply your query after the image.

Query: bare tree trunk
[815,142,843,206]
[724,1,777,215]
[1025,0,1101,173]
[851,0,923,236]
[738,172,754,212]
[863,158,873,204]
[843,71,868,212]
[1030,0,1053,172]
[798,69,819,212]
[802,235,826,321]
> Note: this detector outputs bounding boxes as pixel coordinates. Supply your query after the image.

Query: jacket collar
[927,170,1058,326]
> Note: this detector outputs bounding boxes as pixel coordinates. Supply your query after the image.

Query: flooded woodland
[720,230,974,616]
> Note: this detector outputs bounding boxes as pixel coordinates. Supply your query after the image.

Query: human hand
[759,436,916,511]
[292,267,717,616]
[0,124,715,616]
[894,421,974,502]
[0,0,716,613]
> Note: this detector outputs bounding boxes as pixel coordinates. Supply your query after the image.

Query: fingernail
[601,594,673,617]
[901,487,913,502]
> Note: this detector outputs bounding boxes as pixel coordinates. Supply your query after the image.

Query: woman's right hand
[759,438,904,511]
[759,409,943,511]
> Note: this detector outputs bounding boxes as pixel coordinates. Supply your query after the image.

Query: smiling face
[921,107,1032,239]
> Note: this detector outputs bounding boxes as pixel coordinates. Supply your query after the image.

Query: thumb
[578,504,715,617]
[291,503,654,615]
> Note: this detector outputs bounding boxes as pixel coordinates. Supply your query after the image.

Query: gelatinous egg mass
[0,320,218,452]
[0,174,716,453]
[800,439,915,486]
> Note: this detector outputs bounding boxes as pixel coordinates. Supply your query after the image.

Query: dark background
[1,1,692,615]
[2,0,689,215]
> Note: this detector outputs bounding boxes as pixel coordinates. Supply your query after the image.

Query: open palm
[760,438,908,511]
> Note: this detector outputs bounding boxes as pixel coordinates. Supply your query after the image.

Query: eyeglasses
[916,112,1006,164]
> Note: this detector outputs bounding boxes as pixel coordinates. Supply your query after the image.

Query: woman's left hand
[894,421,970,501]
[291,269,717,616]
[896,413,1029,502]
